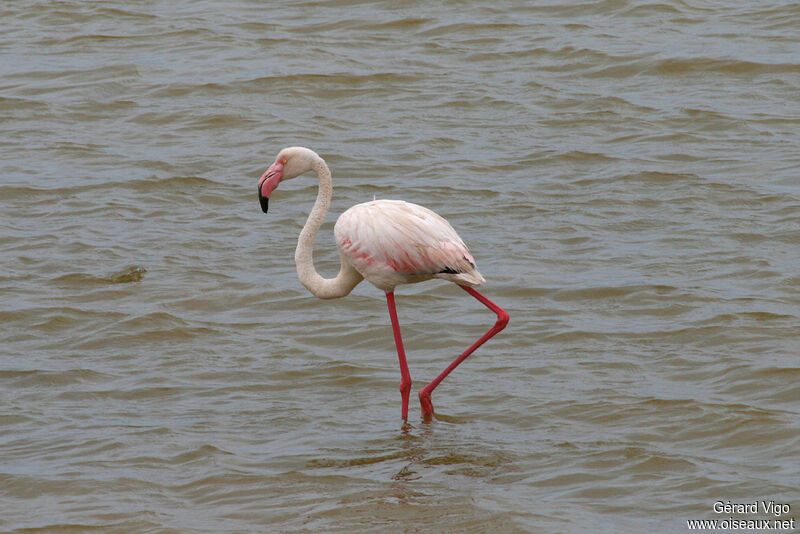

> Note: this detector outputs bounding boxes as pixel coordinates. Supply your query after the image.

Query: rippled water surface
[2,1,800,532]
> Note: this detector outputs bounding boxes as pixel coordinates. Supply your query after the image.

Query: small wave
[0,368,113,387]
[650,57,799,75]
[52,266,146,286]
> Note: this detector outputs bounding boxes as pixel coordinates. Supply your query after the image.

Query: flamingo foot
[419,389,434,421]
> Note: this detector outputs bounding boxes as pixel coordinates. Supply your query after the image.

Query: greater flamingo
[258,147,509,421]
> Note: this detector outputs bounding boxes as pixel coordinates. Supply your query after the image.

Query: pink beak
[258,161,284,213]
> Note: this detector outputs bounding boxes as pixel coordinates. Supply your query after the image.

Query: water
[2,1,799,532]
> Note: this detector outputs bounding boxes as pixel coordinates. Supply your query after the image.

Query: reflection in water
[394,421,430,482]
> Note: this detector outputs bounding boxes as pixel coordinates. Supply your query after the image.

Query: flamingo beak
[258,161,284,214]
[259,189,269,213]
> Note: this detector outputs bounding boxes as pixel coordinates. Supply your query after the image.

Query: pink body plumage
[334,199,485,291]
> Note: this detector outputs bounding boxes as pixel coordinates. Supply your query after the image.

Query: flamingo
[258,146,509,421]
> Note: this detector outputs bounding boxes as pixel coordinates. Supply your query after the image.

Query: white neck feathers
[293,155,363,299]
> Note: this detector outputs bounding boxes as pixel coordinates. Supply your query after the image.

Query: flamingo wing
[334,199,485,290]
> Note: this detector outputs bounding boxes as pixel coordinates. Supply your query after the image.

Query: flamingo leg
[386,291,412,421]
[418,285,509,420]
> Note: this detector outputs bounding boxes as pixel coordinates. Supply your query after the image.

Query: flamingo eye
[282,159,287,164]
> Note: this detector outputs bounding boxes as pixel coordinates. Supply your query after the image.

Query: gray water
[2,1,800,532]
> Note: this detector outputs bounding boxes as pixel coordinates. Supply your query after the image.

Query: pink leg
[386,291,412,421]
[418,285,509,420]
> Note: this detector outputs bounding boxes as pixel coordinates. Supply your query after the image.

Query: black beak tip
[259,191,269,213]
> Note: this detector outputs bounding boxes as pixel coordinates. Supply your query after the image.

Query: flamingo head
[258,146,318,213]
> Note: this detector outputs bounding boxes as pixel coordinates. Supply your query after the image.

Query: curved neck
[294,156,363,299]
